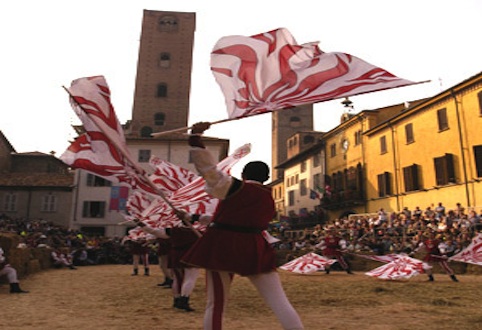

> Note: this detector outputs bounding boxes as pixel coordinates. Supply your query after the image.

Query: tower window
[158,15,178,32]
[159,52,171,68]
[140,126,153,138]
[157,83,168,97]
[154,112,165,126]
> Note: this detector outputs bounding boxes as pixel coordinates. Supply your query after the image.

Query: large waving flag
[449,233,482,266]
[126,144,251,239]
[211,28,420,119]
[279,252,337,274]
[364,255,427,280]
[60,76,156,194]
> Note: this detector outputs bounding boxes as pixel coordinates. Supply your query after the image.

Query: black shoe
[144,268,150,276]
[10,283,29,294]
[131,269,138,276]
[177,296,194,312]
[450,274,459,282]
[346,269,354,275]
[158,277,173,287]
[428,275,434,282]
[325,268,330,275]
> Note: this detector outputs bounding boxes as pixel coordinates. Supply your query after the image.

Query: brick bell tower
[129,10,196,137]
[271,104,314,179]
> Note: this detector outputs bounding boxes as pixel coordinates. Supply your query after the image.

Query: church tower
[271,104,314,179]
[129,10,196,137]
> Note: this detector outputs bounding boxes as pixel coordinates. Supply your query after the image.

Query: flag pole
[150,113,268,137]
[63,86,201,237]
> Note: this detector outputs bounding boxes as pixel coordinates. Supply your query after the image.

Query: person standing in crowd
[134,217,201,312]
[413,230,459,282]
[318,226,354,274]
[124,238,150,276]
[0,247,29,293]
[180,122,304,330]
[156,237,173,288]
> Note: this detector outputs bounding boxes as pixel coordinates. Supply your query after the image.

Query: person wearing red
[181,122,304,330]
[414,230,459,282]
[156,238,173,288]
[125,239,150,276]
[319,227,353,274]
[134,218,201,312]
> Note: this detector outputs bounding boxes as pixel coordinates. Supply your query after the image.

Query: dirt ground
[2,265,482,330]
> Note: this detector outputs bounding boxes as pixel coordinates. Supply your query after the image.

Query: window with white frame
[41,194,57,212]
[4,193,17,212]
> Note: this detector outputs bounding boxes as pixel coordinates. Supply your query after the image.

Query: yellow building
[364,72,482,214]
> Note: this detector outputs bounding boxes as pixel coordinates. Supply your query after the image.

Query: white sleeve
[141,226,169,239]
[190,148,232,199]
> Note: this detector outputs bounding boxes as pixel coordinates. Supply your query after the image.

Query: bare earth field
[2,265,482,330]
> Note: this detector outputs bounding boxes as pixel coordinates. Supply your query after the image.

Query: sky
[1,0,481,178]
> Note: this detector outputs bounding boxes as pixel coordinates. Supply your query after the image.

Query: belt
[209,222,263,234]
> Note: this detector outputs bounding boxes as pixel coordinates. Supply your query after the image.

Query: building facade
[0,133,74,228]
[275,71,482,224]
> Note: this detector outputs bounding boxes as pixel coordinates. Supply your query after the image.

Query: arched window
[154,112,165,126]
[157,83,167,97]
[158,15,178,32]
[140,126,153,138]
[159,52,171,68]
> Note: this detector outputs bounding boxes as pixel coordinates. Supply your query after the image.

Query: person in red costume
[413,230,459,282]
[181,122,304,330]
[319,227,353,274]
[134,218,201,312]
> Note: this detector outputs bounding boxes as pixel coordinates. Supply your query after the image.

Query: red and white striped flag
[279,252,337,274]
[60,76,155,194]
[364,254,427,280]
[211,28,420,119]
[449,233,482,266]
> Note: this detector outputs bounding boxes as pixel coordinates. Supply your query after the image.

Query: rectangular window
[313,173,321,189]
[86,174,112,187]
[478,92,482,116]
[380,136,387,154]
[313,153,321,167]
[4,193,17,212]
[41,194,57,212]
[405,123,414,144]
[403,164,420,192]
[474,145,482,177]
[300,179,307,196]
[434,153,456,185]
[288,190,295,206]
[330,143,336,157]
[354,130,362,146]
[301,161,307,173]
[157,83,167,97]
[138,149,151,163]
[437,108,449,131]
[377,172,392,197]
[82,201,106,218]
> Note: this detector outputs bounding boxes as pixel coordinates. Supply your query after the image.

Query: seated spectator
[51,247,76,270]
[0,247,29,293]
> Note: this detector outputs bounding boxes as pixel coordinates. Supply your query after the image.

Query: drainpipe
[450,89,471,207]
[358,115,368,213]
[388,121,400,211]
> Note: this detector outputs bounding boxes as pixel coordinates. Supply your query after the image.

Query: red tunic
[422,239,445,262]
[181,181,276,276]
[168,227,199,268]
[157,238,171,256]
[322,235,343,257]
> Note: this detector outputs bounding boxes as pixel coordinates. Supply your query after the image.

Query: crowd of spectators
[0,214,153,267]
[1,202,481,269]
[274,202,482,259]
